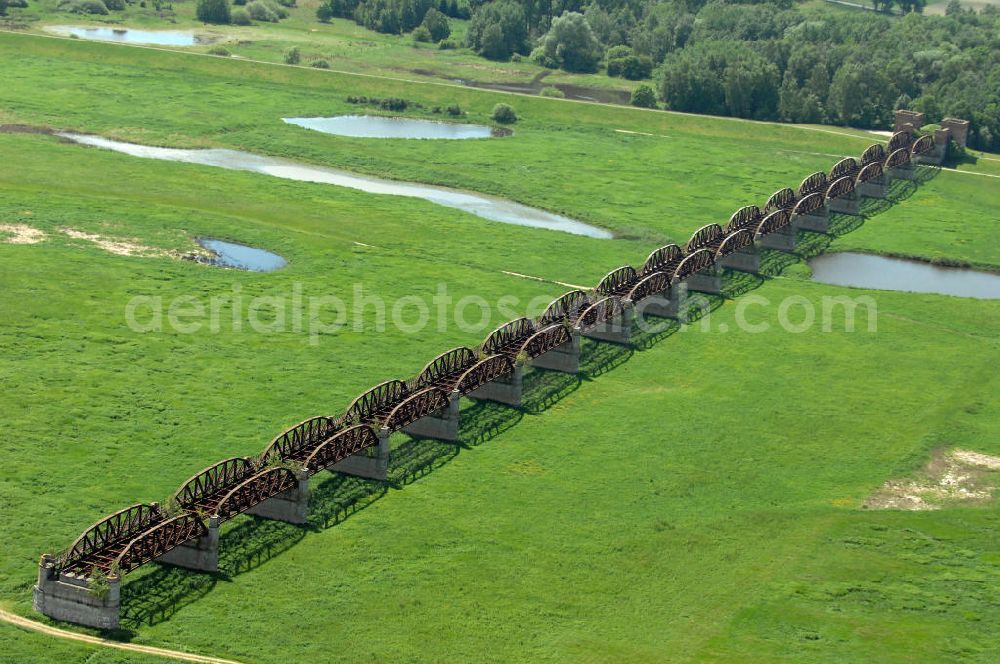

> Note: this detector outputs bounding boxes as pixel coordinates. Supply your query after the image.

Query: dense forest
[314,0,1000,151]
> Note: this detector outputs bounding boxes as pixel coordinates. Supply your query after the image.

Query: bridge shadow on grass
[459,399,523,447]
[859,195,892,217]
[887,178,918,204]
[119,566,217,630]
[309,473,389,529]
[218,516,306,577]
[631,315,681,351]
[915,164,941,184]
[757,249,800,277]
[387,435,460,486]
[827,212,865,238]
[794,231,832,260]
[521,367,581,415]
[720,269,764,299]
[580,337,633,377]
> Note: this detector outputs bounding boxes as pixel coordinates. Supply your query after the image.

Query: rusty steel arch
[763,188,797,214]
[482,317,536,358]
[856,161,884,185]
[887,131,912,153]
[414,346,478,391]
[725,206,763,235]
[672,248,714,283]
[454,354,515,395]
[345,379,411,425]
[538,290,590,327]
[755,210,791,237]
[798,172,828,198]
[911,135,934,156]
[521,323,573,359]
[716,229,754,259]
[173,457,258,515]
[113,514,207,575]
[260,416,340,467]
[885,147,911,170]
[574,296,626,332]
[861,144,886,166]
[826,176,855,200]
[303,424,380,473]
[60,503,164,574]
[830,157,859,181]
[793,193,825,216]
[215,467,299,523]
[641,244,684,277]
[686,224,725,254]
[384,387,451,432]
[625,271,670,304]
[596,266,640,297]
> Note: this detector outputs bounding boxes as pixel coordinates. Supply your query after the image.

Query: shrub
[275,0,295,5]
[310,59,331,69]
[530,46,556,69]
[103,0,124,8]
[207,45,231,56]
[438,38,456,50]
[71,0,109,14]
[196,0,230,23]
[231,7,251,23]
[510,52,521,62]
[420,7,450,42]
[537,11,602,73]
[246,0,279,21]
[10,0,29,6]
[283,46,300,64]
[539,86,565,98]
[412,25,432,43]
[233,0,245,4]
[605,44,632,61]
[379,97,408,111]
[630,84,657,109]
[446,104,462,116]
[491,103,517,124]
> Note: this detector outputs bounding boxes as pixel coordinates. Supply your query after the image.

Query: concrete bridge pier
[718,246,761,273]
[246,469,311,524]
[889,165,918,181]
[828,193,861,215]
[685,266,723,295]
[534,328,585,367]
[34,555,121,630]
[156,516,220,573]
[757,224,797,252]
[792,208,830,233]
[580,304,631,346]
[330,427,391,481]
[403,391,460,441]
[633,283,688,319]
[858,180,888,199]
[467,364,523,406]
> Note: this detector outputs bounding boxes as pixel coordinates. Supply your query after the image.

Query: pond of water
[283,116,497,139]
[46,26,200,46]
[58,133,611,238]
[809,252,1000,299]
[196,238,287,272]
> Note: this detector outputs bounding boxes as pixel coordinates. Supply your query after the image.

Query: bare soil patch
[0,223,45,244]
[60,228,166,257]
[864,449,1000,510]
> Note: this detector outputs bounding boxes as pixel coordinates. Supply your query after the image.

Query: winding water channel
[59,133,611,238]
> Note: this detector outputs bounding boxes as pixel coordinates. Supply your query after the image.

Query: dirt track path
[0,608,244,664]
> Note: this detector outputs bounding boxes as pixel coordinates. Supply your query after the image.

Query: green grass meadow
[1,32,999,663]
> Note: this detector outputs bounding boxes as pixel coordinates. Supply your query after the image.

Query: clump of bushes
[246,0,286,22]
[420,7,450,42]
[345,96,420,111]
[283,46,301,64]
[446,104,462,116]
[539,86,564,98]
[630,84,657,109]
[230,7,251,23]
[491,103,516,124]
[196,0,230,23]
[207,45,231,56]
[310,59,331,68]
[412,25,432,43]
[59,0,109,15]
[606,46,653,80]
[437,38,456,50]
[7,0,30,8]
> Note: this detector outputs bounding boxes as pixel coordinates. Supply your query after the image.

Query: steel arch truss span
[596,266,640,298]
[482,317,536,358]
[716,229,754,259]
[215,468,299,523]
[725,206,763,235]
[885,147,911,170]
[641,244,684,277]
[384,387,450,432]
[454,354,515,395]
[574,296,626,332]
[260,415,340,467]
[60,503,165,574]
[888,131,913,153]
[539,290,590,327]
[173,457,258,515]
[830,157,859,181]
[114,515,207,575]
[345,379,411,426]
[672,248,715,283]
[826,176,855,200]
[763,188,797,214]
[793,193,825,216]
[856,161,884,185]
[521,323,573,359]
[686,224,725,254]
[303,424,380,473]
[911,135,934,156]
[798,172,828,198]
[415,346,479,392]
[861,143,886,166]
[755,210,791,237]
[625,271,671,304]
